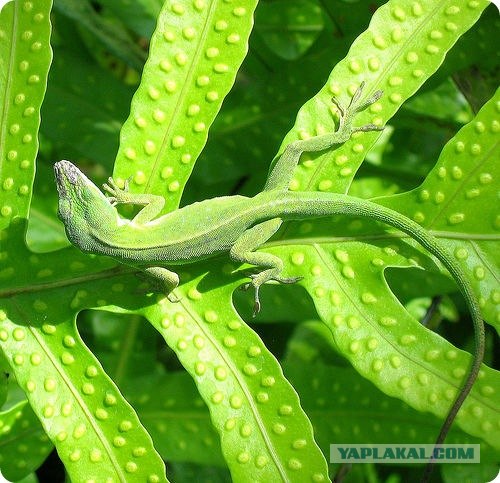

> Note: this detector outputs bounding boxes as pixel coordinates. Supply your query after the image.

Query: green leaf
[141,275,329,482]
[129,357,499,476]
[1,1,498,480]
[0,0,52,228]
[125,372,224,467]
[113,0,259,212]
[377,88,499,327]
[263,237,499,448]
[425,3,499,109]
[254,0,324,61]
[441,461,500,483]
[0,303,168,483]
[276,0,490,193]
[41,43,134,165]
[0,400,53,481]
[283,361,499,463]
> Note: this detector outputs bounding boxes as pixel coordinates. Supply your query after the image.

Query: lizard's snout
[54,160,81,185]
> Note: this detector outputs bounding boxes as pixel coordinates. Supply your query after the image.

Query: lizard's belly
[156,220,242,263]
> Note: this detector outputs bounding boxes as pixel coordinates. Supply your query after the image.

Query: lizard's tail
[279,190,485,482]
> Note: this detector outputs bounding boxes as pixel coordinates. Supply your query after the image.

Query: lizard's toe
[277,276,302,284]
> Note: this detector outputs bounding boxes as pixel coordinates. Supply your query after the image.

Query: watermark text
[330,444,480,463]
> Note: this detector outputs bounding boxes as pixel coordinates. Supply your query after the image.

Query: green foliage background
[0,0,498,482]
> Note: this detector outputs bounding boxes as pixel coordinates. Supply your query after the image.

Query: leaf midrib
[426,140,498,230]
[144,1,218,195]
[28,325,128,481]
[177,301,290,481]
[312,243,497,414]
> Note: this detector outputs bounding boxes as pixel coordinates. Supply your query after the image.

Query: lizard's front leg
[103,177,165,225]
[230,219,301,316]
[142,266,180,303]
[264,81,383,191]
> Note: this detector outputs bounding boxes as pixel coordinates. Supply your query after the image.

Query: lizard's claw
[253,298,261,318]
[239,281,262,317]
[247,273,302,283]
[103,177,118,194]
[282,276,303,284]
[242,273,303,316]
[252,284,261,317]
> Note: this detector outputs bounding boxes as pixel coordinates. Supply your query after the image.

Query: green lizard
[54,82,484,481]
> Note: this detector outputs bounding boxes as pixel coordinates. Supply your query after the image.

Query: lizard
[54,82,484,482]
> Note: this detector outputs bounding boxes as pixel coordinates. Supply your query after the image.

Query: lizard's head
[54,160,114,249]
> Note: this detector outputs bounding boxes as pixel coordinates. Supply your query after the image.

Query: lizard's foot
[240,281,261,316]
[103,176,132,205]
[239,282,262,317]
[348,81,384,115]
[332,81,384,134]
[242,272,303,316]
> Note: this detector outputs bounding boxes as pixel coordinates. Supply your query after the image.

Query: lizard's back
[89,195,261,263]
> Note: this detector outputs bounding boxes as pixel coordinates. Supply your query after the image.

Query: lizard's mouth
[54,160,80,183]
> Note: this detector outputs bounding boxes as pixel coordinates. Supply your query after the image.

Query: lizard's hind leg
[230,219,301,316]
